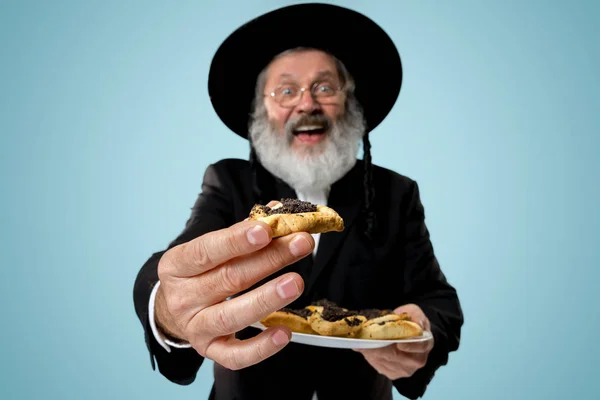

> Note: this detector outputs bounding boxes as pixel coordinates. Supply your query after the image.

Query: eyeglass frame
[264,80,346,108]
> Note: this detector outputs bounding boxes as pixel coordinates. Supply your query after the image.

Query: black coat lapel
[305,161,364,294]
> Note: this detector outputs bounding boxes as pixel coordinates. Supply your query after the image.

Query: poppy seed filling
[359,309,393,320]
[344,317,363,327]
[281,307,313,319]
[321,306,358,322]
[261,198,317,215]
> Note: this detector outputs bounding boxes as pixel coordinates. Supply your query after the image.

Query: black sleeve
[393,180,464,399]
[132,162,235,385]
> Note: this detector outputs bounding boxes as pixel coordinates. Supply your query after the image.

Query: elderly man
[133,4,463,400]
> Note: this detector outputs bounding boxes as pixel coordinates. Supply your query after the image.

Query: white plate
[249,322,433,349]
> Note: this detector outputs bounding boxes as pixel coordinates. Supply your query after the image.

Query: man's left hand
[353,304,434,380]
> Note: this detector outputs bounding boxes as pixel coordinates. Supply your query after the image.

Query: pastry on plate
[260,307,317,334]
[356,313,423,340]
[307,303,366,337]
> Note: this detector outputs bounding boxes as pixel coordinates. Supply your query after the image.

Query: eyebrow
[275,70,338,82]
[315,70,336,79]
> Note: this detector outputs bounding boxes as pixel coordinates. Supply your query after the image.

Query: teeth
[295,125,324,132]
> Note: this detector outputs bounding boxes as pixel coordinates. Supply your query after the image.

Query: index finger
[165,220,274,277]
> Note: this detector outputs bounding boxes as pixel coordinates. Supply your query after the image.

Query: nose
[295,89,321,113]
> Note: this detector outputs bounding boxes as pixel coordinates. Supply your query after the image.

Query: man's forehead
[266,52,339,83]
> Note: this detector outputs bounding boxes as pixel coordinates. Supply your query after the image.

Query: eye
[278,86,297,97]
[314,82,335,94]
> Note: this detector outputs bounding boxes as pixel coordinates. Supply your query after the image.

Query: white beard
[249,100,366,193]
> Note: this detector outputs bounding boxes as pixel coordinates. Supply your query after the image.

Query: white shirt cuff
[149,280,192,352]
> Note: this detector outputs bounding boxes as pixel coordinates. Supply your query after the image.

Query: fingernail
[276,276,299,299]
[289,235,311,257]
[271,330,289,347]
[247,225,269,245]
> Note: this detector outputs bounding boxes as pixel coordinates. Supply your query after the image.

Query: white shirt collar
[295,187,330,204]
[294,187,330,258]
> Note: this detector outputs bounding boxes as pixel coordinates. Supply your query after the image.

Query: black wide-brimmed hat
[208,3,402,139]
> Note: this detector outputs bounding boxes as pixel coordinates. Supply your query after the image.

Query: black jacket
[133,158,463,399]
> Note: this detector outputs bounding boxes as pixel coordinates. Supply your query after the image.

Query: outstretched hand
[155,203,315,371]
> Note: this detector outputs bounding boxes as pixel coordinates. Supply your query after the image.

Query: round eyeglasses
[265,81,344,108]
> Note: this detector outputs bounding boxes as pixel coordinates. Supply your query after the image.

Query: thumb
[392,303,416,317]
[393,304,427,330]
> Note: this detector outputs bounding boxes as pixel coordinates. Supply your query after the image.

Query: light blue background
[1,0,598,399]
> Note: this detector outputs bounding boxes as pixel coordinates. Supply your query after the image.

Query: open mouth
[292,125,328,144]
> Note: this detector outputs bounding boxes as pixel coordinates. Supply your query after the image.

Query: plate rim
[249,322,433,347]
